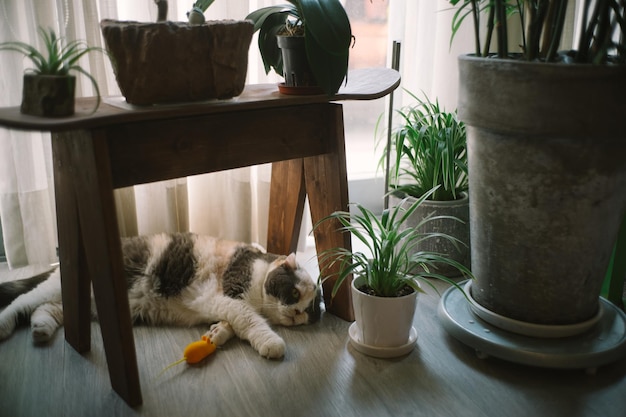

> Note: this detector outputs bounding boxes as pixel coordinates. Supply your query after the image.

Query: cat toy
[159,335,216,376]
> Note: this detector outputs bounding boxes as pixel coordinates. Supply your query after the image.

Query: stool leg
[65,130,142,407]
[304,104,354,321]
[267,159,306,255]
[52,133,91,353]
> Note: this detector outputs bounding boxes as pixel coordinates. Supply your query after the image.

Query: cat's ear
[284,253,297,270]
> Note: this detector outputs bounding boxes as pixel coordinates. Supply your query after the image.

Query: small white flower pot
[350,275,418,350]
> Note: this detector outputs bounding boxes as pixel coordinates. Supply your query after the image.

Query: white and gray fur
[0,233,321,359]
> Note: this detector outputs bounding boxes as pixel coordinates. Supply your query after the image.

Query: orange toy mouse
[159,335,216,376]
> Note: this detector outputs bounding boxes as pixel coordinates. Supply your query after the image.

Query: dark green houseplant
[446,0,626,332]
[0,27,104,116]
[314,189,472,356]
[385,90,468,202]
[450,0,624,63]
[381,90,470,277]
[245,0,352,95]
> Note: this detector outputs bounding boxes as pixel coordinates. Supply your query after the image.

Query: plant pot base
[277,83,324,96]
[465,281,603,338]
[348,323,417,358]
[439,281,626,370]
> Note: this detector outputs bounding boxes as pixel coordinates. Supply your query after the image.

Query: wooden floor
[1,262,625,417]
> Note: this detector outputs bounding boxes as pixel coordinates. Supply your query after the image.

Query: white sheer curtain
[4,0,573,269]
[388,0,474,111]
[0,0,279,268]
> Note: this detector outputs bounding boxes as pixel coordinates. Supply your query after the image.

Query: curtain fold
[0,0,274,268]
[0,0,580,268]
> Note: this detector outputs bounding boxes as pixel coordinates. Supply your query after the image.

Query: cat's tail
[0,271,53,307]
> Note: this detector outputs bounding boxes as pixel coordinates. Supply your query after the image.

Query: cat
[0,232,321,359]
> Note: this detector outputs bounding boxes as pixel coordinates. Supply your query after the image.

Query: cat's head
[262,253,321,326]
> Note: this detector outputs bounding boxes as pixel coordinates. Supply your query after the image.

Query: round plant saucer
[348,323,417,358]
[277,83,324,96]
[463,280,604,338]
[438,280,626,372]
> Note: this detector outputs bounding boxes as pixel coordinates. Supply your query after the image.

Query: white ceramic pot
[351,275,418,348]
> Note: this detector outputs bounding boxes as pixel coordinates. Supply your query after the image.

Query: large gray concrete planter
[391,193,470,278]
[458,54,626,326]
[100,19,253,105]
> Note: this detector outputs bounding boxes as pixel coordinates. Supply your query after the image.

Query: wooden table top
[0,68,400,132]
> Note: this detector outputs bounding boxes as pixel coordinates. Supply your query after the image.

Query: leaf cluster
[0,27,106,111]
[315,187,473,299]
[381,91,468,202]
[449,0,626,63]
[245,0,352,95]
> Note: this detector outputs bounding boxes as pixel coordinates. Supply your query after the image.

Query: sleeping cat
[0,233,321,359]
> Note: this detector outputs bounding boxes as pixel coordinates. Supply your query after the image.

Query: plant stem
[155,0,168,22]
[483,4,495,57]
[544,0,568,61]
[495,0,508,58]
[471,0,482,56]
[516,0,527,54]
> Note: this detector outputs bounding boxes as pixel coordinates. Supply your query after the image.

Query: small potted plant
[381,90,469,277]
[245,0,352,96]
[315,188,472,358]
[0,27,105,117]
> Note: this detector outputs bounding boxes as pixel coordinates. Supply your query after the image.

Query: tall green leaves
[448,0,625,63]
[315,188,472,298]
[384,91,468,202]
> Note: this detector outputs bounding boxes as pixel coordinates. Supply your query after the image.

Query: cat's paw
[254,334,286,359]
[31,319,57,343]
[205,321,235,346]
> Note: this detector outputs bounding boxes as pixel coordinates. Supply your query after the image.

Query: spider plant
[315,187,472,299]
[449,0,626,63]
[381,90,468,202]
[245,0,352,95]
[0,27,106,111]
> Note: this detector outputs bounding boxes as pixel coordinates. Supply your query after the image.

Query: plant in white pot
[315,188,472,358]
[0,27,105,117]
[447,0,626,333]
[382,90,470,277]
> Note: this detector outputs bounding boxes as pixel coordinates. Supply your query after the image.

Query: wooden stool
[0,68,400,406]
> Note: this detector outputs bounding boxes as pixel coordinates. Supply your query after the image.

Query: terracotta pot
[351,276,417,348]
[458,54,626,326]
[100,19,253,105]
[21,74,75,117]
[391,192,470,277]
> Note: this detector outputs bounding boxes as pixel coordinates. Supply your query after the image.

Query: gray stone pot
[21,74,76,117]
[458,54,626,326]
[391,192,470,278]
